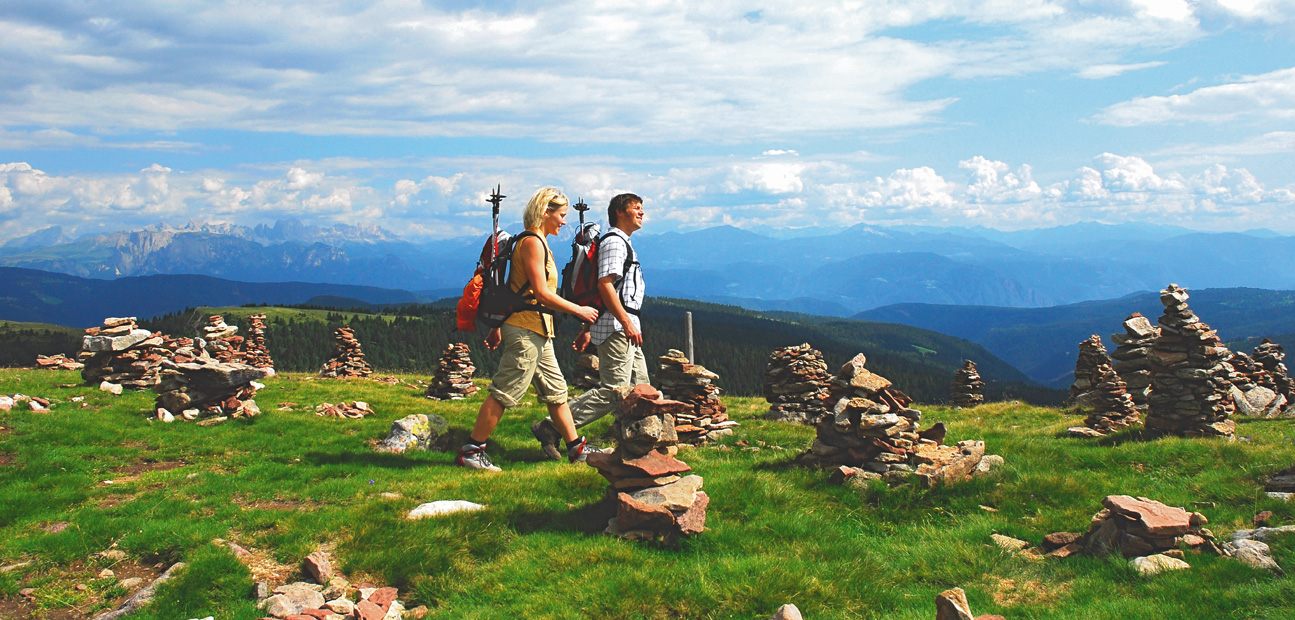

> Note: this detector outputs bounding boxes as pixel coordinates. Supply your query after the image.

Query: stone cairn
[586,384,708,541]
[570,353,601,390]
[35,354,82,370]
[1065,335,1113,409]
[761,343,832,425]
[1226,352,1288,418]
[1110,313,1159,409]
[950,360,985,408]
[153,357,268,424]
[1048,495,1219,562]
[1252,340,1295,402]
[319,327,372,378]
[1144,284,1236,438]
[798,353,1002,487]
[423,343,479,400]
[201,314,242,364]
[79,317,205,390]
[242,313,274,369]
[1066,363,1141,437]
[657,349,737,443]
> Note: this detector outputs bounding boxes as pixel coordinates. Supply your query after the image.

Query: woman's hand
[573,305,599,325]
[485,327,501,350]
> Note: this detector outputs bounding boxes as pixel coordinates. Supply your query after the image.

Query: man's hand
[485,327,501,350]
[623,321,643,347]
[572,329,592,353]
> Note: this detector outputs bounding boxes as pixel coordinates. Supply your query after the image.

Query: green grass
[177,306,411,325]
[0,369,1293,619]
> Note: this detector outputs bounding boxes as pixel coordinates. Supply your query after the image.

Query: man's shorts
[488,323,569,409]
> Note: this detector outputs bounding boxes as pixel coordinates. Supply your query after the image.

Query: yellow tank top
[503,233,557,337]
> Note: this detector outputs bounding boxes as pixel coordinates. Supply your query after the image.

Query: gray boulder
[375,414,449,453]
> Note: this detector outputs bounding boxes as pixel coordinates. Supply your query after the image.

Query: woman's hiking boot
[456,444,501,471]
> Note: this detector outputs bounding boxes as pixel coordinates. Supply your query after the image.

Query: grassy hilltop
[0,370,1293,619]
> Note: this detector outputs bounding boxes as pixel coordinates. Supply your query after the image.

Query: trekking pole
[573,197,589,226]
[487,185,505,259]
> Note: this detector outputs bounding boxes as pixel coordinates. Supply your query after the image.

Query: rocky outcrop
[374,414,449,454]
[762,343,832,424]
[1144,284,1236,438]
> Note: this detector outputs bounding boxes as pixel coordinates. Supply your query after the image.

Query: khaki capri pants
[487,323,569,409]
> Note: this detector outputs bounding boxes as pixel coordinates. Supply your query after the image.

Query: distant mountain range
[5,219,1294,316]
[857,287,1295,388]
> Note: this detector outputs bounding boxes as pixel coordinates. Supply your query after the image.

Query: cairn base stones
[1066,335,1113,410]
[424,343,478,400]
[1226,352,1287,418]
[1145,284,1236,438]
[319,327,372,378]
[1075,495,1219,558]
[1110,313,1158,409]
[35,354,82,370]
[1066,363,1141,437]
[153,359,268,424]
[762,343,831,424]
[586,384,707,541]
[950,360,985,408]
[658,349,736,443]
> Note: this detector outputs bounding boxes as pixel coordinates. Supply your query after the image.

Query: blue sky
[1,0,1293,242]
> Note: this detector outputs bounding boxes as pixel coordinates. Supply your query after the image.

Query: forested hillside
[141,298,1059,404]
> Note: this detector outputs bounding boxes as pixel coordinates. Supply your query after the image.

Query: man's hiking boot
[456,444,501,471]
[531,419,563,461]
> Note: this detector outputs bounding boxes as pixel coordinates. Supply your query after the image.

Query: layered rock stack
[1226,352,1288,418]
[314,401,373,419]
[201,314,243,364]
[242,313,274,369]
[799,353,1003,486]
[424,343,479,400]
[761,343,832,424]
[1071,495,1219,559]
[35,354,83,370]
[153,358,268,424]
[1110,313,1159,409]
[570,353,601,390]
[1066,335,1113,409]
[658,349,736,443]
[586,384,707,541]
[1253,340,1295,397]
[1067,363,1141,437]
[1144,284,1236,438]
[319,327,372,378]
[950,360,985,407]
[79,317,206,390]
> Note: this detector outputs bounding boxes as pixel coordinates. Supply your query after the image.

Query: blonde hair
[522,186,568,231]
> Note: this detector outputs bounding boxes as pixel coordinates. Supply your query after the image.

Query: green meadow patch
[0,369,1293,619]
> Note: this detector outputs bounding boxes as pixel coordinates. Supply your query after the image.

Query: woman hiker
[456,186,601,471]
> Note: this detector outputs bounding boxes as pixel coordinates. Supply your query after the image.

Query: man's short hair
[607,193,642,227]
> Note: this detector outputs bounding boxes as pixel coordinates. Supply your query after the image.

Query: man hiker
[532,193,647,460]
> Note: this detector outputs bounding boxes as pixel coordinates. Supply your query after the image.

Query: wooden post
[685,311,694,363]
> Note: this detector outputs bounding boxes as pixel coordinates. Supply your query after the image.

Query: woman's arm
[516,236,599,324]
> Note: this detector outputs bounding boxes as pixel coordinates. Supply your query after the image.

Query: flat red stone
[616,492,675,532]
[367,587,399,610]
[1101,495,1191,536]
[619,451,692,477]
[677,491,708,535]
[355,600,386,620]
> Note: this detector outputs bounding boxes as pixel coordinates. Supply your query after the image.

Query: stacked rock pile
[319,327,372,378]
[255,549,425,620]
[0,394,51,411]
[1252,340,1295,402]
[1065,335,1113,409]
[586,384,708,541]
[950,360,985,407]
[153,358,268,424]
[79,317,206,390]
[570,353,601,390]
[658,349,737,443]
[799,353,1002,487]
[1061,495,1219,560]
[314,401,373,419]
[201,314,243,364]
[1110,313,1159,409]
[35,354,83,370]
[1226,352,1288,418]
[1067,363,1141,437]
[761,343,832,424]
[1145,284,1236,438]
[423,343,479,400]
[242,313,274,369]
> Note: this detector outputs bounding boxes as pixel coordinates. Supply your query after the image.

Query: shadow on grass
[506,497,616,536]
